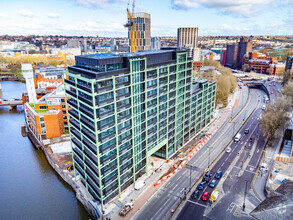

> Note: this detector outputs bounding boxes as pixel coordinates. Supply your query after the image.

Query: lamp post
[243,180,248,211]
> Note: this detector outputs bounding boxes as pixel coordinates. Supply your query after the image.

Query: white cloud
[47,13,60,19]
[75,0,127,8]
[0,14,9,19]
[172,0,274,16]
[221,24,233,30]
[18,10,34,17]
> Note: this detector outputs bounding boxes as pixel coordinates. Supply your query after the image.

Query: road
[133,85,259,220]
[176,89,264,220]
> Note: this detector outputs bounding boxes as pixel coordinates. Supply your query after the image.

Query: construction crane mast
[124,0,135,53]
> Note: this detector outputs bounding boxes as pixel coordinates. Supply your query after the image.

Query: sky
[0,0,292,37]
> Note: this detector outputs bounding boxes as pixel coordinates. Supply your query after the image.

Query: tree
[282,70,292,85]
[282,83,293,106]
[242,64,250,72]
[260,96,292,142]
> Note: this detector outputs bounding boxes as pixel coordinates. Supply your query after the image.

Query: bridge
[245,81,270,98]
[0,99,23,110]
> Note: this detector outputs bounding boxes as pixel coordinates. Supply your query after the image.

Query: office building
[285,56,293,73]
[225,44,238,68]
[177,27,198,48]
[237,37,252,68]
[63,49,216,208]
[129,12,151,51]
[177,27,199,60]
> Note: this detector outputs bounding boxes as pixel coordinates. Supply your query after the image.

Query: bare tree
[260,96,292,142]
[242,64,250,72]
[282,83,293,106]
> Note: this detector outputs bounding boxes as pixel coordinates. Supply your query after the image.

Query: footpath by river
[0,81,90,220]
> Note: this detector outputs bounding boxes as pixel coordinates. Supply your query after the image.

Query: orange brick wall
[44,114,62,139]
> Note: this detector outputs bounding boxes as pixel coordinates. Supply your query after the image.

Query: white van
[234,133,241,142]
[262,105,266,110]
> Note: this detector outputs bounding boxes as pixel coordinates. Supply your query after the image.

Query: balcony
[78,95,93,106]
[67,99,78,109]
[70,120,80,131]
[80,117,95,132]
[81,127,96,143]
[64,79,75,87]
[79,106,94,119]
[68,109,79,120]
[71,129,82,140]
[77,83,92,93]
[83,137,97,155]
[66,89,77,98]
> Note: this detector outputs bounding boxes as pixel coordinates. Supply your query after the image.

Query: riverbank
[26,128,101,219]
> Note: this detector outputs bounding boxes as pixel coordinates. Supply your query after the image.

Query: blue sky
[0,0,292,37]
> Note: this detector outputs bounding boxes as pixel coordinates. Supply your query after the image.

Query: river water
[0,81,90,220]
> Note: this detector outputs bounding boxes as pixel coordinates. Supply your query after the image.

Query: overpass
[0,99,23,110]
[245,81,270,98]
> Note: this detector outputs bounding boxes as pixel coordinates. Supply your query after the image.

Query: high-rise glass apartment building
[63,49,216,208]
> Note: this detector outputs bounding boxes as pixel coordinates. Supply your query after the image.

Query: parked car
[203,175,210,182]
[203,171,212,182]
[215,171,222,179]
[201,191,210,201]
[226,147,231,153]
[192,190,199,199]
[197,181,206,190]
[209,180,216,188]
[244,129,249,134]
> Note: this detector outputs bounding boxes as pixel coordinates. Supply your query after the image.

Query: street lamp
[243,180,249,211]
[186,164,201,192]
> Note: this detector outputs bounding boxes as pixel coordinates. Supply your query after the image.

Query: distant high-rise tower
[22,64,36,103]
[129,12,151,52]
[237,37,252,69]
[177,27,199,48]
[177,27,199,60]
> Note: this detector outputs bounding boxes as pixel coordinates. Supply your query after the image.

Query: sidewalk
[252,138,282,202]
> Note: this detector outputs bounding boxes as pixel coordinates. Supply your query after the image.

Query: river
[0,81,90,219]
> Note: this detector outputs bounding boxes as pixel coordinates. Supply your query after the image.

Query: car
[262,105,266,110]
[192,190,199,199]
[209,180,216,188]
[244,129,249,134]
[203,175,210,182]
[226,147,231,153]
[197,181,206,190]
[205,171,213,178]
[201,191,210,201]
[215,171,222,179]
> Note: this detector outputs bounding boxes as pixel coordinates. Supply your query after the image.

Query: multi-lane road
[133,84,264,220]
[176,91,264,219]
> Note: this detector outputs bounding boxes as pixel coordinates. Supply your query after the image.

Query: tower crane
[124,0,135,53]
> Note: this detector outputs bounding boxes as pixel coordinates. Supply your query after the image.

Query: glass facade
[63,50,216,209]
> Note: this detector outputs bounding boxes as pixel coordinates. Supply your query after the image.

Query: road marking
[187,200,208,208]
[226,202,238,213]
[225,157,228,161]
[257,149,259,153]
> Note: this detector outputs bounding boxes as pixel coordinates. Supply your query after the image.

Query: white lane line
[225,157,228,161]
[187,200,208,208]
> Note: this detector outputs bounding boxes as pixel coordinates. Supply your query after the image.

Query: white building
[22,63,37,103]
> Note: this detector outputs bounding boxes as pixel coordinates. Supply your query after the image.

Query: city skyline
[0,0,292,37]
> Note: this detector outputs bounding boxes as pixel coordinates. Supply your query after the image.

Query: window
[39,105,48,110]
[61,99,65,103]
[63,116,67,120]
[64,121,68,125]
[62,105,66,108]
[62,110,66,114]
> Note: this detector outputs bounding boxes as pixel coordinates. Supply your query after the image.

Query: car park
[226,147,231,153]
[197,181,206,190]
[209,180,216,188]
[201,191,210,201]
[192,190,199,199]
[215,171,222,179]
